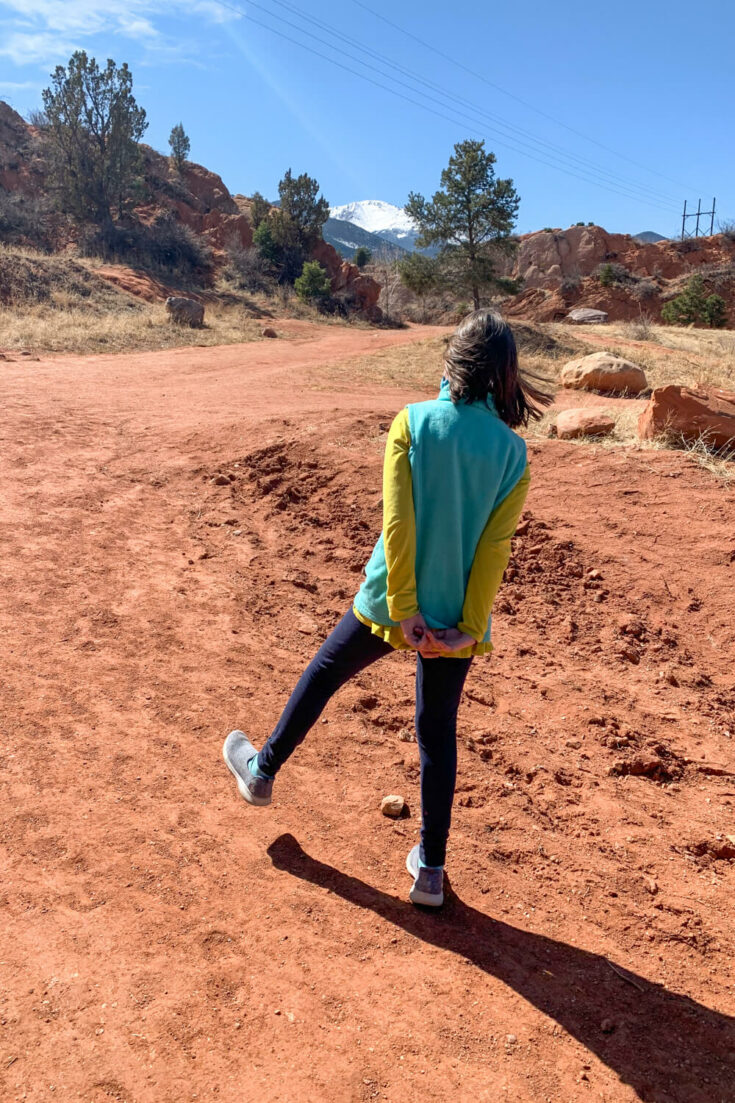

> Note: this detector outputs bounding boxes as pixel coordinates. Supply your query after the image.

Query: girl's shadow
[267,833,734,1103]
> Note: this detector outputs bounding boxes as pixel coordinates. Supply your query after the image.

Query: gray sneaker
[406,844,444,907]
[222,730,273,807]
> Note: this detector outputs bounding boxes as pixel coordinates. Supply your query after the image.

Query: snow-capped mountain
[322,217,407,261]
[329,199,420,251]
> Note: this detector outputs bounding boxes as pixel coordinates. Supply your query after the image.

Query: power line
[210,0,681,214]
[351,0,699,197]
[261,0,680,208]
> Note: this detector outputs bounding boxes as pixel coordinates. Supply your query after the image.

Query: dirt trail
[1,321,734,1103]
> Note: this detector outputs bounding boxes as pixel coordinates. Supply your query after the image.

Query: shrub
[622,315,654,341]
[595,261,631,287]
[718,219,735,243]
[631,279,658,301]
[294,260,331,303]
[81,214,214,283]
[560,273,581,295]
[542,227,554,232]
[0,191,56,251]
[575,221,585,226]
[224,243,275,293]
[354,245,371,268]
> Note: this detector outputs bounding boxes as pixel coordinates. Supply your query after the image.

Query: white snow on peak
[329,199,417,241]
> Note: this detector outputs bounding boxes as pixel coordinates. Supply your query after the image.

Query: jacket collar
[438,376,499,416]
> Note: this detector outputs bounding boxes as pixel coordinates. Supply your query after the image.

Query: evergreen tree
[354,245,371,268]
[405,139,519,310]
[42,51,147,227]
[168,122,190,172]
[278,168,329,251]
[249,191,271,230]
[661,274,726,327]
[294,260,331,303]
[702,293,727,328]
[398,252,442,318]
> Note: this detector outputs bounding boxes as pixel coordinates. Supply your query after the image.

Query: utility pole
[681,198,716,240]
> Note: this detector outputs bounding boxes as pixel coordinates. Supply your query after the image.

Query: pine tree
[249,192,271,230]
[702,293,727,328]
[42,51,147,228]
[405,139,519,310]
[168,122,190,172]
[661,275,725,327]
[398,253,442,319]
[294,260,331,303]
[354,246,371,268]
[278,169,329,251]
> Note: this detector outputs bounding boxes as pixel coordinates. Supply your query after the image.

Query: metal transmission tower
[681,198,716,240]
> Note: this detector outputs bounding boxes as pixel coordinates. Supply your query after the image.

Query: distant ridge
[634,230,667,243]
[322,216,407,261]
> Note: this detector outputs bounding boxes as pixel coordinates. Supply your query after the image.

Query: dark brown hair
[443,309,553,428]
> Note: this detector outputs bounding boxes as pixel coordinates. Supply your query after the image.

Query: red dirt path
[2,322,734,1103]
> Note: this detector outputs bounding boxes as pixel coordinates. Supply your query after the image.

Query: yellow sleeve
[383,407,419,622]
[457,465,531,641]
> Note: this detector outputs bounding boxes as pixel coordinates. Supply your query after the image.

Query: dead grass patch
[548,321,735,391]
[0,245,360,355]
[0,300,271,355]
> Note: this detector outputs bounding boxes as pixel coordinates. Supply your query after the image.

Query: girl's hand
[425,628,476,654]
[400,614,445,657]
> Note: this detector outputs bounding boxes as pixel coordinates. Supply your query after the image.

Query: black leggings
[258,609,472,866]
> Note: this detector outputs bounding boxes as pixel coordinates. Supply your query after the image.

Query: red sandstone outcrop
[638,386,735,450]
[500,224,735,326]
[311,238,381,320]
[502,224,735,290]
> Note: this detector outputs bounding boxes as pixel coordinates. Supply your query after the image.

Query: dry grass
[321,335,449,392]
[0,300,275,355]
[320,318,735,479]
[548,321,735,391]
[0,244,366,355]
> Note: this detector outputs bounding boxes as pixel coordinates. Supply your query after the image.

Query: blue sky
[0,0,732,236]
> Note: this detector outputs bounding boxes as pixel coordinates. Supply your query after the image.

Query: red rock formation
[638,386,735,450]
[503,225,735,290]
[311,238,381,320]
[501,225,735,326]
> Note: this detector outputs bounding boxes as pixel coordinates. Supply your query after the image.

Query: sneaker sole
[405,852,444,907]
[222,741,272,807]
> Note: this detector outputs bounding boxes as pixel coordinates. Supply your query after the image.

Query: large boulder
[638,385,735,450]
[165,296,204,327]
[556,408,616,440]
[561,351,648,395]
[565,307,608,324]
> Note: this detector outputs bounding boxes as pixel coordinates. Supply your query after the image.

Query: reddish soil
[2,322,734,1103]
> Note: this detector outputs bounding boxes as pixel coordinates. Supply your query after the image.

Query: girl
[223,309,551,907]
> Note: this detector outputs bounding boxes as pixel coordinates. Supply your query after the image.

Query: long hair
[443,309,553,428]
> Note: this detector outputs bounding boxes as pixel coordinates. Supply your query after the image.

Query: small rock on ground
[380,795,405,818]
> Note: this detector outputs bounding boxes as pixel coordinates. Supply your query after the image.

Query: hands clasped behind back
[399,614,476,659]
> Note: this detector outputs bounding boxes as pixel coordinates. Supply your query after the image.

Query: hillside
[0,100,381,321]
[499,224,735,325]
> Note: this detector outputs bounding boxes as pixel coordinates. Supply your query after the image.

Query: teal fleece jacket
[354,379,528,644]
